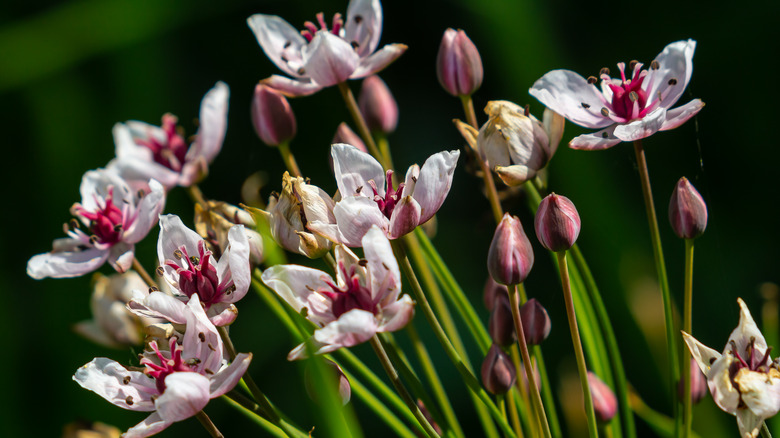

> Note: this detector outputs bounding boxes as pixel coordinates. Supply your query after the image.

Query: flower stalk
[195,410,224,438]
[277,141,302,177]
[337,81,387,168]
[683,238,694,438]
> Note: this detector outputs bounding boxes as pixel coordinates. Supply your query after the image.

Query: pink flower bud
[332,123,367,153]
[535,193,581,252]
[668,177,707,239]
[481,344,516,394]
[588,371,617,422]
[489,293,516,347]
[359,75,398,134]
[521,298,551,345]
[251,84,296,146]
[678,358,708,404]
[305,359,351,406]
[436,28,483,97]
[488,213,535,285]
[483,276,508,310]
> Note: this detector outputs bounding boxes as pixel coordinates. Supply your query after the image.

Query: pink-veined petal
[331,196,389,247]
[27,243,108,279]
[332,143,386,198]
[73,357,157,412]
[302,32,360,87]
[155,372,210,423]
[645,39,696,110]
[206,302,238,326]
[362,226,401,303]
[217,225,251,303]
[388,196,421,239]
[247,14,308,78]
[123,412,172,438]
[128,291,189,325]
[660,99,704,131]
[260,75,323,97]
[261,265,335,326]
[123,179,165,244]
[350,44,407,79]
[378,294,414,333]
[569,125,621,150]
[410,150,459,224]
[529,69,613,129]
[157,214,203,277]
[187,81,229,165]
[345,0,383,57]
[210,353,252,398]
[612,107,667,142]
[312,308,379,350]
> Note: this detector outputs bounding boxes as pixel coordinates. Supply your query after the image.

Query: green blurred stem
[510,346,536,438]
[683,239,694,438]
[195,410,223,438]
[632,139,679,426]
[344,370,419,438]
[507,386,524,438]
[459,94,479,128]
[370,336,442,438]
[337,81,387,168]
[223,391,308,438]
[277,141,302,177]
[393,239,518,438]
[762,423,774,438]
[377,134,395,173]
[556,252,599,438]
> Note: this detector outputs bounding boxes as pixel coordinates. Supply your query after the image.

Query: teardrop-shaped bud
[588,371,617,422]
[436,28,483,97]
[332,123,368,154]
[481,344,516,394]
[521,298,551,345]
[489,293,516,347]
[252,84,296,147]
[678,358,708,404]
[535,193,581,252]
[359,75,398,134]
[483,276,508,311]
[668,177,707,239]
[488,213,535,285]
[304,359,351,406]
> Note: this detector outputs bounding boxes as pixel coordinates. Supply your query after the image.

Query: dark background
[1,0,776,436]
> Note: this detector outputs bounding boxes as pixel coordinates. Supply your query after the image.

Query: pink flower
[262,226,414,360]
[129,215,251,327]
[27,169,165,279]
[109,82,229,189]
[247,0,407,97]
[308,143,459,247]
[73,295,252,438]
[529,40,704,150]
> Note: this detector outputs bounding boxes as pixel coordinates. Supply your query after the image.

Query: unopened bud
[489,294,516,347]
[252,84,296,146]
[668,177,707,239]
[520,298,551,345]
[535,193,581,252]
[488,213,535,285]
[359,75,398,134]
[481,344,516,394]
[332,123,367,154]
[305,359,351,406]
[436,28,483,97]
[588,371,617,422]
[678,358,708,404]
[483,276,508,311]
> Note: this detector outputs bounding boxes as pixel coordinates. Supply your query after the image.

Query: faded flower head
[530,40,703,150]
[669,177,707,240]
[488,213,535,285]
[436,28,483,97]
[683,298,780,438]
[248,0,406,97]
[193,201,264,266]
[262,226,414,360]
[27,168,165,279]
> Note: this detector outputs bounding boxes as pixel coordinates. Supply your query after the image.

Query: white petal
[217,225,251,303]
[681,331,722,375]
[735,369,780,419]
[155,372,211,423]
[123,412,172,438]
[660,99,704,131]
[312,308,379,351]
[210,353,252,398]
[410,150,459,224]
[332,143,386,198]
[529,69,613,129]
[247,14,308,78]
[261,265,335,326]
[569,125,622,150]
[736,408,764,438]
[350,44,407,79]
[73,357,157,412]
[543,108,565,157]
[707,354,741,416]
[206,302,238,327]
[388,196,421,238]
[727,298,768,360]
[113,122,152,160]
[302,32,360,87]
[494,164,536,186]
[261,75,323,97]
[612,108,667,141]
[107,156,179,190]
[123,179,165,244]
[401,164,419,198]
[187,81,229,165]
[645,39,696,109]
[345,0,383,57]
[183,295,224,375]
[362,225,401,303]
[27,243,108,279]
[331,196,390,247]
[378,294,414,333]
[128,291,189,325]
[156,214,203,272]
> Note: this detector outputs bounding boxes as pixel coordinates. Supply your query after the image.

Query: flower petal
[345,0,383,57]
[261,265,335,326]
[378,294,414,333]
[157,214,203,277]
[727,298,768,359]
[217,225,251,303]
[332,196,390,246]
[681,331,722,375]
[612,107,667,142]
[302,32,360,87]
[186,81,229,166]
[183,295,224,374]
[107,156,179,190]
[707,354,741,416]
[410,150,459,224]
[123,412,172,438]
[312,308,379,351]
[155,372,210,423]
[73,357,157,412]
[645,39,696,110]
[210,353,253,398]
[494,164,536,187]
[332,143,385,198]
[128,290,189,325]
[350,44,407,79]
[660,99,704,131]
[27,242,108,279]
[206,302,238,326]
[361,225,401,303]
[247,14,308,78]
[388,196,421,239]
[260,75,324,97]
[735,369,780,420]
[529,69,613,129]
[123,179,165,244]
[569,125,622,150]
[736,408,764,438]
[400,164,419,198]
[543,108,565,157]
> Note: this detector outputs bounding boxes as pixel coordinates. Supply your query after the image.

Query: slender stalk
[195,410,224,438]
[343,369,420,438]
[683,239,694,438]
[324,251,338,274]
[459,94,479,128]
[507,386,524,438]
[370,336,441,438]
[337,81,387,168]
[187,184,209,207]
[556,252,598,438]
[277,141,302,177]
[510,346,535,438]
[132,257,157,289]
[377,134,395,172]
[224,391,308,438]
[762,422,774,438]
[221,394,289,438]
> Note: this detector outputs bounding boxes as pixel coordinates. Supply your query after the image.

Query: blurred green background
[2,0,777,436]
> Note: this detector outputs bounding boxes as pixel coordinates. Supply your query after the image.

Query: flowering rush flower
[529,40,703,150]
[247,0,407,97]
[308,143,459,247]
[129,214,251,327]
[74,295,252,438]
[27,169,165,279]
[683,298,780,438]
[262,226,414,360]
[109,82,229,189]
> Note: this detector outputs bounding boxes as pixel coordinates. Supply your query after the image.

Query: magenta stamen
[301,30,313,42]
[303,21,318,35]
[316,12,328,31]
[331,13,343,34]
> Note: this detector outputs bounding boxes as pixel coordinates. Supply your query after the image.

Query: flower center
[300,12,343,43]
[369,170,405,219]
[318,261,376,318]
[729,338,774,375]
[165,241,234,307]
[74,186,125,245]
[141,337,196,393]
[134,114,188,172]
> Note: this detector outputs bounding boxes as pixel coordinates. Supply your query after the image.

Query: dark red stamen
[369,170,405,219]
[165,241,232,307]
[134,114,188,172]
[74,187,125,245]
[300,12,344,43]
[318,262,376,318]
[141,337,194,393]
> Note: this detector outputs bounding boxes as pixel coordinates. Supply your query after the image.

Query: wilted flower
[359,75,398,134]
[247,0,407,97]
[193,201,264,266]
[683,298,780,438]
[252,84,297,147]
[74,295,252,438]
[529,40,703,150]
[669,177,707,240]
[588,371,618,422]
[476,101,564,186]
[109,82,229,189]
[262,226,414,360]
[487,213,535,285]
[481,344,516,394]
[520,298,551,345]
[308,144,459,247]
[436,28,483,97]
[534,193,581,252]
[27,168,165,279]
[129,215,250,327]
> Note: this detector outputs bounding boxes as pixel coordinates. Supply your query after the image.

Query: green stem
[224,391,308,438]
[370,336,441,438]
[393,239,517,438]
[556,252,599,438]
[683,239,694,438]
[377,134,395,173]
[509,346,535,438]
[195,410,224,438]
[337,81,387,168]
[277,141,302,177]
[506,385,524,438]
[762,422,774,438]
[345,370,419,438]
[632,140,679,423]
